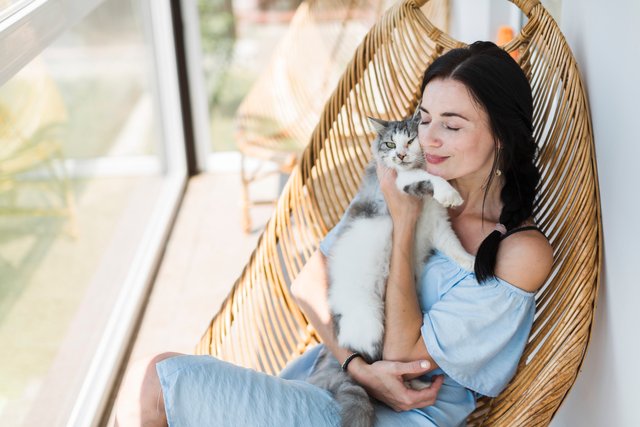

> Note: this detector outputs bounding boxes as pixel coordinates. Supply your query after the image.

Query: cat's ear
[410,104,422,124]
[367,116,389,134]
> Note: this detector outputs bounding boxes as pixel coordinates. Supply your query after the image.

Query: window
[0,0,186,425]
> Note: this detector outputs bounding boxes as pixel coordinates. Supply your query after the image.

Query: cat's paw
[432,181,464,207]
[403,180,434,197]
[395,170,430,195]
[404,379,432,390]
[396,171,421,193]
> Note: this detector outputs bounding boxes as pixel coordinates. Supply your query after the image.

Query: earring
[495,169,502,176]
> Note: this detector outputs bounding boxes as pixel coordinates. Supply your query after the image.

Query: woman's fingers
[376,161,423,222]
[357,360,443,412]
[376,161,397,186]
[393,360,431,376]
[394,375,445,411]
[380,361,443,412]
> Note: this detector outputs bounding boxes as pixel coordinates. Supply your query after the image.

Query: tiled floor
[107,171,281,425]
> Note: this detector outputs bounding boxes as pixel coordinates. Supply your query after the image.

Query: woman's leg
[118,347,341,427]
[116,352,183,427]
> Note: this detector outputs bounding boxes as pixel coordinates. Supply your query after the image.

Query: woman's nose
[420,127,443,148]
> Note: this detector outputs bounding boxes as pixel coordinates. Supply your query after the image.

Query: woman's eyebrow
[419,106,469,121]
[442,112,470,121]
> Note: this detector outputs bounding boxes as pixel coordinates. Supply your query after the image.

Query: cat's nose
[397,153,405,160]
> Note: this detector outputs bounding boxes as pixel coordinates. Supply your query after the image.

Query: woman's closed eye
[420,120,460,131]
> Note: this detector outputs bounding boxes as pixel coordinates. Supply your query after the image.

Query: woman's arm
[377,165,438,365]
[289,250,359,368]
[377,164,553,365]
[290,250,444,411]
[382,219,437,365]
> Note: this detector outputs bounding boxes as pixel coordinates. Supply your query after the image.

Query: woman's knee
[117,352,184,425]
[130,352,182,391]
[141,352,182,386]
[147,351,184,373]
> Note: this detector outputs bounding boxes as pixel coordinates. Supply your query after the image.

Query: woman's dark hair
[420,41,539,283]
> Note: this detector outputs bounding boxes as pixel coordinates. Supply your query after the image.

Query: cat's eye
[385,142,396,149]
[407,137,416,145]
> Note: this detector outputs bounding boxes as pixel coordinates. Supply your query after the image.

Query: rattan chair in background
[0,57,77,236]
[234,0,449,232]
[198,0,601,424]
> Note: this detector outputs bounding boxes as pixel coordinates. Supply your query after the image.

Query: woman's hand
[349,358,444,411]
[377,162,422,227]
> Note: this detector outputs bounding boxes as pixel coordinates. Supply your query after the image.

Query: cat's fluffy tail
[334,380,376,427]
[307,347,376,427]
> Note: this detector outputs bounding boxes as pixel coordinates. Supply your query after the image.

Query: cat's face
[369,113,424,171]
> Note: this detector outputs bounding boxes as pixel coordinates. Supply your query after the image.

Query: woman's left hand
[349,358,444,411]
[377,162,423,226]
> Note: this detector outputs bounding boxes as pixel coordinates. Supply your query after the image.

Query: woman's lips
[425,154,448,164]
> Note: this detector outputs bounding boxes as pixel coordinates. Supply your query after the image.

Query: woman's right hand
[377,162,423,228]
[348,358,444,411]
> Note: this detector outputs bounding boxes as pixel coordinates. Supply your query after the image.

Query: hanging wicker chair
[197,0,601,424]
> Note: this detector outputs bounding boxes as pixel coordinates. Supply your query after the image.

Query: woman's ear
[367,116,389,134]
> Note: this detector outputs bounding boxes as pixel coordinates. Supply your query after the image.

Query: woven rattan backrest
[197,1,601,424]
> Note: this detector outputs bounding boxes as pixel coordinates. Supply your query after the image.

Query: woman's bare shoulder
[494,228,554,293]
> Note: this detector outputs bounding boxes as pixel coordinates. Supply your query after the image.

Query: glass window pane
[199,0,384,153]
[0,0,184,425]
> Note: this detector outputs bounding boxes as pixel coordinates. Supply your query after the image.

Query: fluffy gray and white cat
[307,110,475,427]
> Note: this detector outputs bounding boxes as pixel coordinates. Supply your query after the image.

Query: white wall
[549,0,640,425]
[449,0,521,43]
[450,0,491,42]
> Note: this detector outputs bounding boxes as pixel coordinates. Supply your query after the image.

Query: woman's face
[418,78,497,183]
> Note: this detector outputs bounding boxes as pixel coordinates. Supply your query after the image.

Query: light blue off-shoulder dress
[156,219,536,426]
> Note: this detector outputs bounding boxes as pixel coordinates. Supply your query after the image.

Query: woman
[116,41,553,426]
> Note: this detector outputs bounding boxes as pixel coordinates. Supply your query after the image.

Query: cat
[307,109,475,427]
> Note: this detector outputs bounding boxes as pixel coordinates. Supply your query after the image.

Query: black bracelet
[341,352,363,372]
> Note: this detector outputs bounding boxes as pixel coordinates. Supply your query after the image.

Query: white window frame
[179,0,271,174]
[178,0,211,173]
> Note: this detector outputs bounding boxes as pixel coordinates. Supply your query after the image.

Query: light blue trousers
[156,345,474,426]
